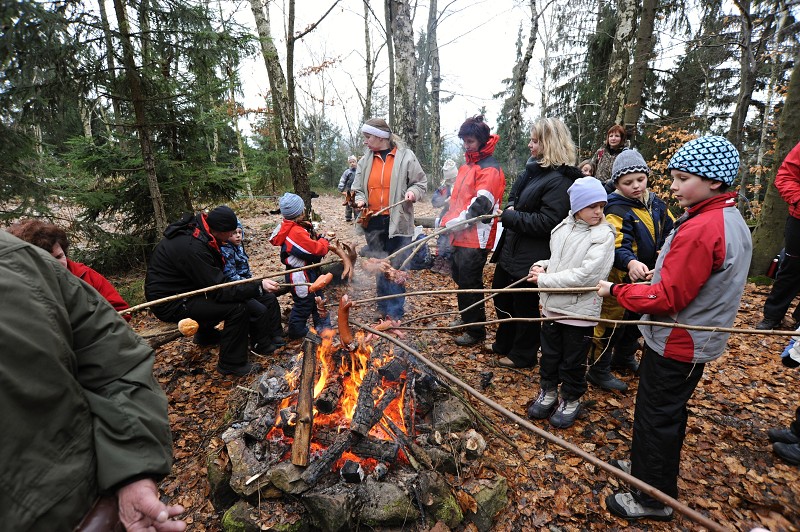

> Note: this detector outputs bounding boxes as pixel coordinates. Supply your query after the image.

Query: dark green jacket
[0,231,173,530]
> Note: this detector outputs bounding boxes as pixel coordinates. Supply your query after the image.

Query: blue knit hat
[667,136,740,186]
[568,176,608,213]
[279,193,305,219]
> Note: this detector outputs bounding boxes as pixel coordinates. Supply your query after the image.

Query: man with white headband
[351,118,427,320]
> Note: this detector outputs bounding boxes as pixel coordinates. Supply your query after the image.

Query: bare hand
[404,190,416,203]
[597,280,613,298]
[627,260,650,282]
[117,479,186,531]
[527,265,544,282]
[355,200,365,208]
[261,279,280,293]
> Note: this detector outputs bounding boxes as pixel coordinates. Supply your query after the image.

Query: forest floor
[122,193,800,531]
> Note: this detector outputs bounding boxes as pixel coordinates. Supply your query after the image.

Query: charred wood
[291,333,321,466]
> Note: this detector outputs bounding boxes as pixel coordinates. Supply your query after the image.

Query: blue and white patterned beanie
[667,136,740,186]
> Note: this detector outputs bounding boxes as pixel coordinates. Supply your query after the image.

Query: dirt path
[136,194,800,531]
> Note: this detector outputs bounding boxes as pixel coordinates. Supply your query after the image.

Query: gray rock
[431,396,473,433]
[426,446,459,475]
[416,470,463,529]
[301,484,357,532]
[206,447,238,510]
[464,476,508,532]
[357,478,420,527]
[268,461,310,495]
[227,437,270,497]
[221,500,261,532]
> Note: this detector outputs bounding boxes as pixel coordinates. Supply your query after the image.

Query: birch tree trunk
[597,0,636,140]
[249,0,311,205]
[389,0,417,149]
[622,0,657,145]
[505,0,538,176]
[427,0,441,184]
[362,1,374,121]
[384,0,395,124]
[112,0,168,234]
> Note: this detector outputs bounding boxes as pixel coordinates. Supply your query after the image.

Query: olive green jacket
[0,232,173,530]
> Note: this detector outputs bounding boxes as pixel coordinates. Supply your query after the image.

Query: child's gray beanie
[611,149,650,182]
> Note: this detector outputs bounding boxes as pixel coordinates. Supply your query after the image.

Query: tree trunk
[384,0,395,124]
[427,0,441,184]
[750,46,800,276]
[112,0,168,235]
[505,0,538,176]
[249,0,311,207]
[389,0,417,150]
[362,1,374,121]
[598,0,637,140]
[622,0,657,145]
[97,0,124,140]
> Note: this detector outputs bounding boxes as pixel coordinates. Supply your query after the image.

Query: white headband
[361,124,391,139]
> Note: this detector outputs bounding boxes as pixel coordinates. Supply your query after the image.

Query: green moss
[221,511,248,532]
[749,275,775,286]
[433,494,464,528]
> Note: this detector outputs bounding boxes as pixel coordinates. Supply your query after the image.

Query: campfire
[211,297,508,530]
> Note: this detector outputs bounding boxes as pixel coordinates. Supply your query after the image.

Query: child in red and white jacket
[269,193,331,338]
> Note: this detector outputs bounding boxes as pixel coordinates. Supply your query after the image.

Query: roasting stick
[352,320,727,532]
[119,259,343,316]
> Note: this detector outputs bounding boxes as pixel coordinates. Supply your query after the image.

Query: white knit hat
[568,177,608,213]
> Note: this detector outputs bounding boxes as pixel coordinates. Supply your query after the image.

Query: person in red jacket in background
[757,141,800,330]
[440,115,506,346]
[5,219,131,321]
[269,193,331,339]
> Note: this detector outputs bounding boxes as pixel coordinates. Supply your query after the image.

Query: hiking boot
[217,361,262,377]
[610,352,639,373]
[774,442,800,465]
[272,335,287,347]
[449,317,464,328]
[251,341,277,355]
[454,333,483,347]
[609,459,632,475]
[549,398,581,428]
[497,356,535,369]
[605,492,673,521]
[756,317,783,330]
[527,388,558,419]
[587,369,628,392]
[768,428,800,444]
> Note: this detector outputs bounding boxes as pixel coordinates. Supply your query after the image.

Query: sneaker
[605,492,673,521]
[497,356,535,369]
[774,442,800,465]
[251,342,277,355]
[527,389,558,419]
[454,333,483,346]
[217,361,262,377]
[549,398,581,428]
[587,369,628,392]
[756,318,783,330]
[609,459,632,475]
[767,428,800,444]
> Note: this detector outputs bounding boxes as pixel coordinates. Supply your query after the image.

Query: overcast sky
[233,0,531,155]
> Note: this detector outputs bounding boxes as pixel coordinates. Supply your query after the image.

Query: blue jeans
[364,215,411,319]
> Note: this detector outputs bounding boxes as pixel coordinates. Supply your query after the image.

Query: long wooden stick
[352,321,727,532]
[292,333,321,466]
[119,258,342,316]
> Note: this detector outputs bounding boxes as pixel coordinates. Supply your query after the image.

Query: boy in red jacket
[269,193,331,338]
[598,136,752,521]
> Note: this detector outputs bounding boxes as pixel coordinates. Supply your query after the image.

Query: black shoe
[610,353,639,373]
[605,492,673,521]
[217,361,262,377]
[773,442,800,465]
[768,428,800,444]
[251,342,277,355]
[497,356,535,369]
[490,342,508,356]
[609,459,632,475]
[756,318,783,330]
[587,369,628,391]
[272,336,287,347]
[454,333,483,346]
[527,388,558,419]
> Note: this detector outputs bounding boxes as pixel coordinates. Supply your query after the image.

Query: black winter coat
[145,212,260,320]
[491,158,581,279]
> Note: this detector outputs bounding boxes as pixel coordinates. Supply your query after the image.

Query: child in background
[599,136,751,521]
[586,150,675,392]
[768,328,800,466]
[221,221,285,352]
[579,159,596,177]
[526,177,615,428]
[431,158,459,275]
[269,193,331,339]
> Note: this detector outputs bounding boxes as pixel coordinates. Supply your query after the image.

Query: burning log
[291,333,321,466]
[350,369,381,437]
[314,431,400,462]
[314,376,344,415]
[278,407,297,438]
[382,416,433,471]
[378,357,407,382]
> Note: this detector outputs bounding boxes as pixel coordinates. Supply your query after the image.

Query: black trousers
[539,321,593,400]
[451,246,490,339]
[630,346,705,507]
[246,292,283,342]
[764,216,800,323]
[790,406,800,437]
[491,262,540,366]
[182,297,251,367]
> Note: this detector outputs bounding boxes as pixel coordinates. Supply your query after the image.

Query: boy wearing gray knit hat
[598,135,751,521]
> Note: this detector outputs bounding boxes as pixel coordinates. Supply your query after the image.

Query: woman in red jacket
[440,115,506,346]
[5,219,131,320]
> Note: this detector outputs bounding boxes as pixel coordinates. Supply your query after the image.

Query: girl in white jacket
[526,177,615,428]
